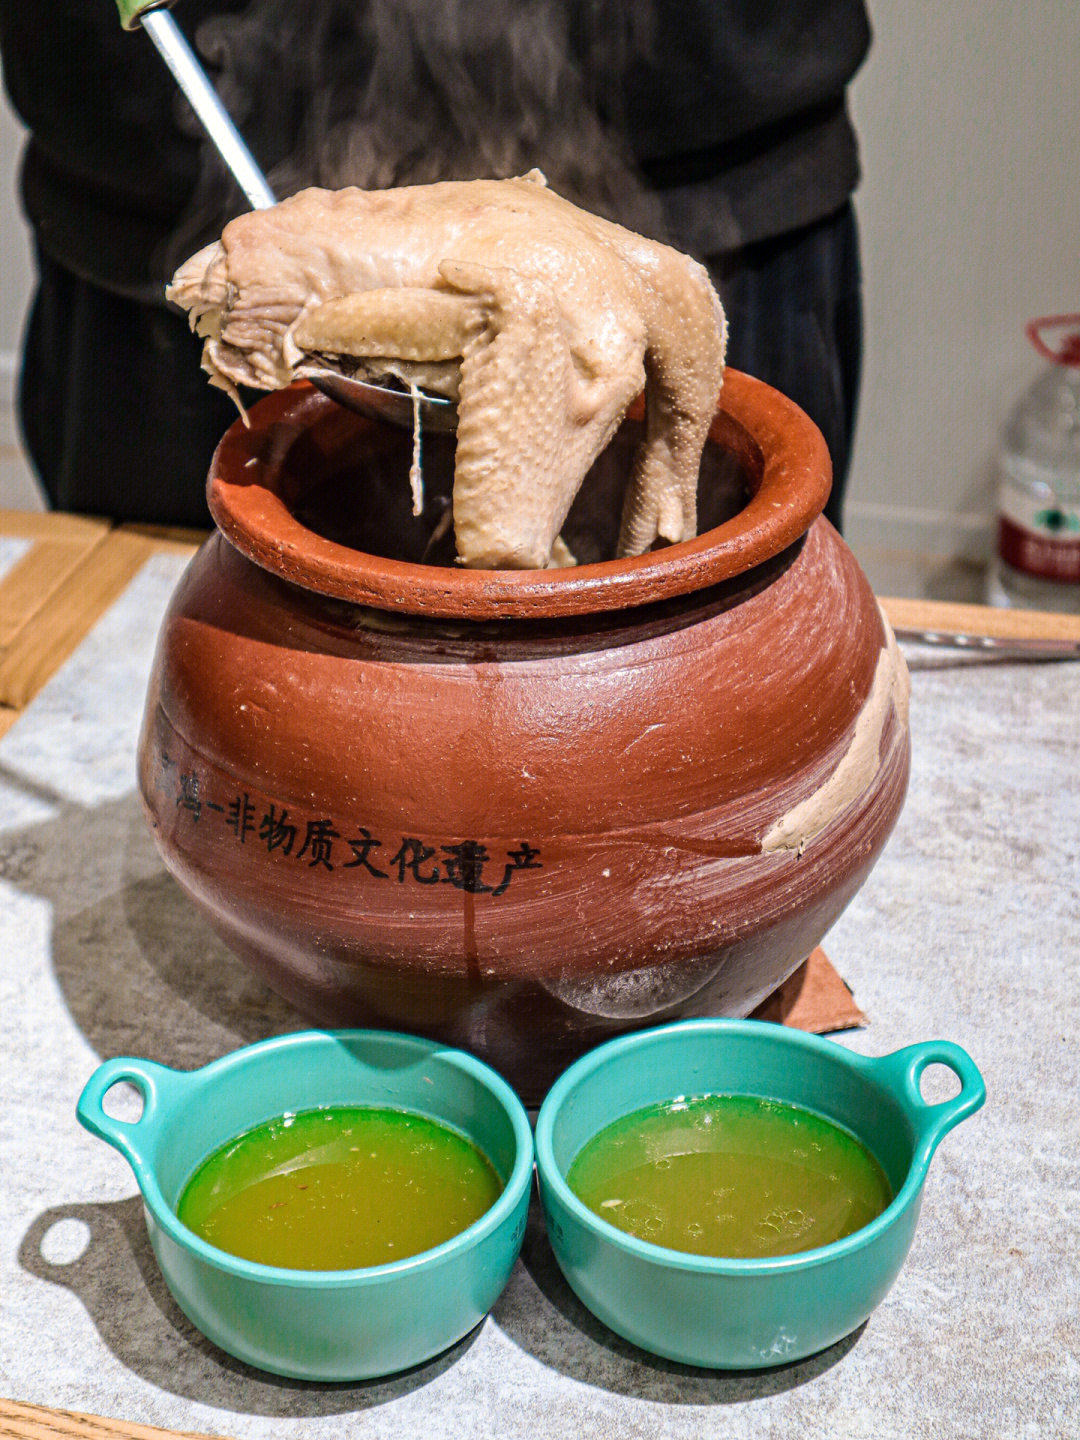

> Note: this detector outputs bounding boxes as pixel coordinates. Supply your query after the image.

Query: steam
[164,0,669,274]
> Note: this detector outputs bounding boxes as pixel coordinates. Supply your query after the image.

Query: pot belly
[138,523,909,1103]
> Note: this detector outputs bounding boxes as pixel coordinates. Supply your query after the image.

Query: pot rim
[208,369,831,620]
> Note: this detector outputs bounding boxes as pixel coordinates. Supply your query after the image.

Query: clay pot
[138,373,909,1103]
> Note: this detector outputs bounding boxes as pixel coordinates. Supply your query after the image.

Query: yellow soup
[177,1105,504,1269]
[567,1094,892,1258]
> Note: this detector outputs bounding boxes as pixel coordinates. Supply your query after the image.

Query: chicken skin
[168,172,726,569]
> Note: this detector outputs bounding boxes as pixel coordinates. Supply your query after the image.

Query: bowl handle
[76,1057,188,1173]
[871,1041,986,1154]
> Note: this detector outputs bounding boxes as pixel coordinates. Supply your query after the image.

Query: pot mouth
[208,369,830,620]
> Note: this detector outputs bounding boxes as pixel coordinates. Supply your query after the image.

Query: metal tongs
[116,0,457,432]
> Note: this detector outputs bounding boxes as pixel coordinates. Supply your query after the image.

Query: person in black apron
[0,1,870,532]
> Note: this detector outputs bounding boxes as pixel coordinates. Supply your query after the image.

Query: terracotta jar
[138,372,909,1103]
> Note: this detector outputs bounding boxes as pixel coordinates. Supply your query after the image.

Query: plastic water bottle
[987,315,1080,613]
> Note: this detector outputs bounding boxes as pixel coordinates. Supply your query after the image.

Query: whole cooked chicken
[168,171,726,569]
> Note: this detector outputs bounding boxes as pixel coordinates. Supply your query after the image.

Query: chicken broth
[177,1105,504,1269]
[566,1094,892,1259]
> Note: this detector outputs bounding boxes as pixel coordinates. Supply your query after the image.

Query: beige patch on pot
[761,612,910,856]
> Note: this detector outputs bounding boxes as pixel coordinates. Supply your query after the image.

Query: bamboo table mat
[0,1397,225,1440]
[0,514,204,737]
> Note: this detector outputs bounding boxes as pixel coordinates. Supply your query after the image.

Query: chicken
[167,172,726,570]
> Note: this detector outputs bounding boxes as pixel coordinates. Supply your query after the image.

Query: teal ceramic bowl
[535,1019,985,1369]
[77,1030,534,1380]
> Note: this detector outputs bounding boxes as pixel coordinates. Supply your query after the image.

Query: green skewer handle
[116,0,171,31]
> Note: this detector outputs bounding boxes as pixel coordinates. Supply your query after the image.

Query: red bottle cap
[1026,315,1080,365]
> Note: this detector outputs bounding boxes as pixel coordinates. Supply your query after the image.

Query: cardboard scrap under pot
[752,948,867,1033]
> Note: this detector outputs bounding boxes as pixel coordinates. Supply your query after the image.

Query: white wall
[846,0,1080,561]
[1,7,1078,549]
[0,103,30,353]
[0,91,40,509]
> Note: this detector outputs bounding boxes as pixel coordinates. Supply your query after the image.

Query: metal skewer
[117,1,457,432]
[140,8,276,210]
[892,628,1080,660]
